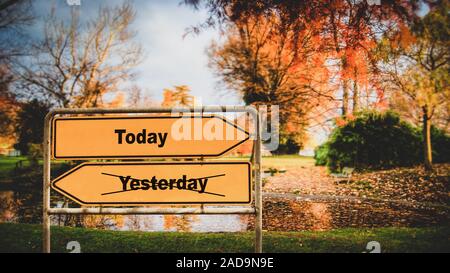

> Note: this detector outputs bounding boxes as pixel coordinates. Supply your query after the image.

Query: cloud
[131,1,241,105]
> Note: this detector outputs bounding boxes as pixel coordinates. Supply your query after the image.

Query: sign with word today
[51,115,250,159]
[51,161,251,205]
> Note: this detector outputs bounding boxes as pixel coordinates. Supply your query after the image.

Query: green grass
[0,156,69,183]
[0,156,28,170]
[0,223,448,253]
[0,156,29,180]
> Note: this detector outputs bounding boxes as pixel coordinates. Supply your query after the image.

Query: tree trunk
[352,68,359,113]
[422,108,433,171]
[342,79,349,116]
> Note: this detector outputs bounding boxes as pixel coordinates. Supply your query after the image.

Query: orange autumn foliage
[209,14,337,146]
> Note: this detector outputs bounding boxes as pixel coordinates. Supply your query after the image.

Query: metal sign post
[43,106,262,253]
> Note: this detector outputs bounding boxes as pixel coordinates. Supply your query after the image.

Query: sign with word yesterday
[51,115,250,159]
[51,161,251,205]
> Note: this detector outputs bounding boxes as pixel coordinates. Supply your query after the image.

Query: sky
[24,0,325,149]
[30,0,240,106]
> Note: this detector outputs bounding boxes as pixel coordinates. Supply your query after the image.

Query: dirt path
[264,165,336,195]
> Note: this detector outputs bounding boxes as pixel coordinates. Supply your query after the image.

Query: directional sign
[51,161,251,205]
[51,115,250,159]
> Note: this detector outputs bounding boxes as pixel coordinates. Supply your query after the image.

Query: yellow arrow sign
[51,161,251,205]
[51,115,250,159]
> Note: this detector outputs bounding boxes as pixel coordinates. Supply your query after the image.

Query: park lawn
[0,156,28,171]
[0,223,448,253]
[0,156,29,180]
[0,156,71,183]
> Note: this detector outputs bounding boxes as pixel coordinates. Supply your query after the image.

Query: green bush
[314,143,329,166]
[14,99,50,155]
[430,126,450,163]
[272,130,303,155]
[317,111,420,171]
[27,144,43,168]
[315,111,450,171]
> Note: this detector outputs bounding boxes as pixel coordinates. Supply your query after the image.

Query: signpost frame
[43,106,262,253]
